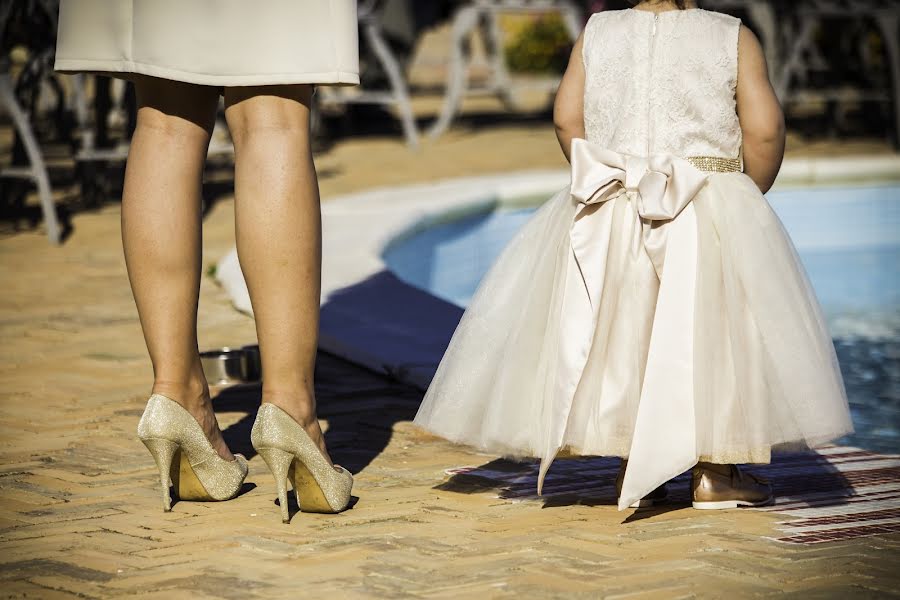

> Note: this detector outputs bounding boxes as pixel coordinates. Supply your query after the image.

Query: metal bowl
[241,344,262,381]
[200,347,250,386]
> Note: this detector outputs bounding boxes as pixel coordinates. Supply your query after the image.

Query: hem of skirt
[697,448,771,464]
[414,421,854,467]
[54,58,360,87]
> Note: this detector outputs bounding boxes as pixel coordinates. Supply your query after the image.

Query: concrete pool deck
[2,119,900,596]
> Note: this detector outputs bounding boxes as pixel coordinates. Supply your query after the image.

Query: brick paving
[2,120,900,597]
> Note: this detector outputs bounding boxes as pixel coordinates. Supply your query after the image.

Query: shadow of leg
[214,350,424,473]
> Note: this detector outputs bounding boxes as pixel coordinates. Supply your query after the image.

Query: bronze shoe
[691,462,773,510]
[616,460,668,508]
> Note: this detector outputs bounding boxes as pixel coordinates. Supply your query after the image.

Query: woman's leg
[223,85,333,464]
[225,85,330,460]
[122,75,233,460]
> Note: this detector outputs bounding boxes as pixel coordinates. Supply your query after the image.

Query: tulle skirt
[414,171,853,508]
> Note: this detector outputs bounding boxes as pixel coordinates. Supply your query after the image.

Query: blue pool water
[383,184,900,453]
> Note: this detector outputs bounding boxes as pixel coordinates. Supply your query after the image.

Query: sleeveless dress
[413,8,853,510]
[54,0,358,87]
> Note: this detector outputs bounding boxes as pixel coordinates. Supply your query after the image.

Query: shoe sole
[141,437,215,509]
[291,459,340,513]
[692,496,774,510]
[171,446,215,501]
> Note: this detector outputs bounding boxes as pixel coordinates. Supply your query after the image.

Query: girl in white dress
[414,0,853,510]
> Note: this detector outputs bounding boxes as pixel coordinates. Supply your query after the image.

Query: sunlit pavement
[2,113,899,597]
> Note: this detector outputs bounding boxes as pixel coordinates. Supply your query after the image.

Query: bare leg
[122,75,233,461]
[224,85,333,465]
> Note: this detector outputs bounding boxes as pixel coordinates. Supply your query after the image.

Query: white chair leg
[70,74,97,156]
[775,18,817,102]
[363,20,419,149]
[746,2,780,82]
[560,1,583,41]
[0,74,61,244]
[428,6,480,138]
[485,11,517,110]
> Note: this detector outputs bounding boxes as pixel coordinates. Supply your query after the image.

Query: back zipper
[647,13,659,157]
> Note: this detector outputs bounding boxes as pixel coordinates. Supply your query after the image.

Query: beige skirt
[55,0,359,87]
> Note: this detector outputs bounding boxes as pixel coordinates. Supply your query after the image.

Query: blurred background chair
[775,0,899,148]
[318,0,421,149]
[2,0,898,246]
[427,0,583,139]
[0,0,61,243]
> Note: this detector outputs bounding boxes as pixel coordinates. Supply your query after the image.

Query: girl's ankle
[695,462,734,476]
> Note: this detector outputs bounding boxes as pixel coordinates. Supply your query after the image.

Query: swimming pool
[383,184,900,453]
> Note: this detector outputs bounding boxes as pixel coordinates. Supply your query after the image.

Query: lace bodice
[582,9,742,159]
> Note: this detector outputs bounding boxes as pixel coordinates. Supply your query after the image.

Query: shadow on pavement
[214,350,423,475]
[437,451,858,521]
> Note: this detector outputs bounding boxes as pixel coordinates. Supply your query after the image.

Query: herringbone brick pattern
[2,183,899,598]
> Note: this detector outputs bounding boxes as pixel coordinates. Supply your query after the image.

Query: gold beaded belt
[686,156,742,173]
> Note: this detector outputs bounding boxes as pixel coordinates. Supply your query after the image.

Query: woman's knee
[133,75,219,141]
[223,84,313,147]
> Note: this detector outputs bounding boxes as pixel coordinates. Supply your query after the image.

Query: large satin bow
[537,139,708,510]
[569,138,708,278]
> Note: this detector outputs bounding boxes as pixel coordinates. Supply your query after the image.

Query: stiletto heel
[137,394,248,511]
[252,403,353,523]
[141,437,179,511]
[257,447,294,523]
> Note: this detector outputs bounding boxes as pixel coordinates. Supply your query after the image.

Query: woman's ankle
[153,355,208,401]
[261,390,334,465]
[152,373,210,410]
[261,389,318,428]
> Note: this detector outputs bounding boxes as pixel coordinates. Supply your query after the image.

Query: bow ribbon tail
[618,203,701,510]
[537,193,618,495]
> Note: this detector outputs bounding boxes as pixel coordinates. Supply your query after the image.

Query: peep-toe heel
[137,394,248,511]
[252,403,353,523]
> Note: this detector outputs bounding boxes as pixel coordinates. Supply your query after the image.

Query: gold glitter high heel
[137,394,248,511]
[251,403,353,523]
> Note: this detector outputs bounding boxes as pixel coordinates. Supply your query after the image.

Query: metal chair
[0,0,61,243]
[776,0,900,146]
[319,0,420,149]
[427,0,582,139]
